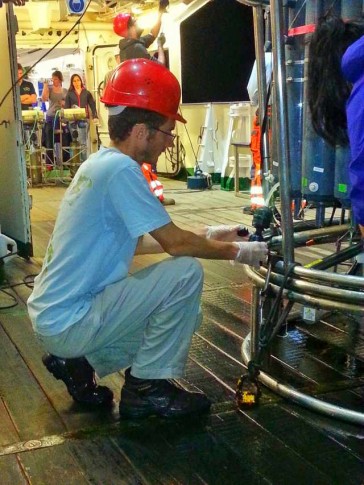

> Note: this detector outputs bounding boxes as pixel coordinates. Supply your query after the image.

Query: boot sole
[119,407,211,419]
[119,396,211,419]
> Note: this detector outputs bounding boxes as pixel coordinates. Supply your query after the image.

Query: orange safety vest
[141,163,165,202]
[249,115,264,210]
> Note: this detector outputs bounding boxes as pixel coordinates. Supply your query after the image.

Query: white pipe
[242,336,364,426]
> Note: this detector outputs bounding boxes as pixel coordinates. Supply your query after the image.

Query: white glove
[206,225,249,242]
[232,241,268,268]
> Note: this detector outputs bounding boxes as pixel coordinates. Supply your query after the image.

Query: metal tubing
[269,223,351,249]
[270,0,295,264]
[292,265,364,289]
[315,203,326,227]
[241,0,364,427]
[242,336,364,426]
[307,243,362,271]
[272,263,364,290]
[244,265,364,314]
[236,0,270,7]
[250,285,261,361]
[259,267,364,304]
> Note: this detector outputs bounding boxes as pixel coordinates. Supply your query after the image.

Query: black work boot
[42,353,113,406]
[119,368,211,419]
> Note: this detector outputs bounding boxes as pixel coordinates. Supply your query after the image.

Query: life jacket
[141,163,164,202]
[249,115,264,210]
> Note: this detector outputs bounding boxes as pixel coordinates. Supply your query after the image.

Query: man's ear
[132,123,148,140]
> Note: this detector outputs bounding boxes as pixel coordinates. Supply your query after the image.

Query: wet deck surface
[0,181,363,484]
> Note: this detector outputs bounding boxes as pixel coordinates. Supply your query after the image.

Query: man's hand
[206,225,249,242]
[159,0,169,13]
[1,0,28,6]
[232,241,268,268]
[157,33,166,47]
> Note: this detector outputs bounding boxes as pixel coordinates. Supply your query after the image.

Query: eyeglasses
[151,127,177,142]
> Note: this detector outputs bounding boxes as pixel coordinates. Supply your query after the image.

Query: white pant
[37,257,204,379]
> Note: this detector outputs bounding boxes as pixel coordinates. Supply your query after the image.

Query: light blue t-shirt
[28,146,171,336]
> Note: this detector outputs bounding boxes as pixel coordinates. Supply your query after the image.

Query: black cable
[0,252,18,262]
[182,116,198,163]
[159,140,186,178]
[0,0,92,109]
[0,288,18,309]
[0,273,37,290]
[0,272,37,310]
[258,261,300,349]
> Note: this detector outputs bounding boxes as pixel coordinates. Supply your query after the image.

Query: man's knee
[176,256,204,286]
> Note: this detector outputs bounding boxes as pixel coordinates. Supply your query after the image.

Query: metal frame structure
[22,112,89,186]
[237,0,364,425]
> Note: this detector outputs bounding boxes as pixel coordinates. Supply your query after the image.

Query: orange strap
[250,116,262,167]
[287,24,316,37]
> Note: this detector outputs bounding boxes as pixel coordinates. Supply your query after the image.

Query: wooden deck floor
[0,179,363,484]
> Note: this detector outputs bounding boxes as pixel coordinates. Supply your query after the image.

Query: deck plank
[19,445,90,485]
[0,310,120,434]
[0,183,359,484]
[0,399,20,446]
[0,323,66,441]
[0,455,28,484]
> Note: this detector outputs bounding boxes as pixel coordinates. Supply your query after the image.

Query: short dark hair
[108,107,167,142]
[52,70,64,83]
[17,63,23,71]
[128,16,137,30]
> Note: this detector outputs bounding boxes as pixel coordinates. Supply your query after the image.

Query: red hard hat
[113,13,134,37]
[101,59,186,123]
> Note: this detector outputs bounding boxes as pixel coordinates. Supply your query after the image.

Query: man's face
[17,69,23,84]
[52,75,62,87]
[129,21,143,39]
[135,24,144,38]
[142,119,176,165]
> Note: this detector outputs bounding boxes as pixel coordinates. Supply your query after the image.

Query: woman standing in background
[64,74,98,123]
[65,74,99,163]
[42,70,69,166]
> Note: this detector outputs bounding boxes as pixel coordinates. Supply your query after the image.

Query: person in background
[64,74,99,163]
[1,0,28,5]
[245,53,272,214]
[41,70,69,166]
[27,58,268,420]
[64,74,98,123]
[114,0,168,66]
[112,0,174,206]
[17,63,37,111]
[247,52,273,108]
[307,13,364,241]
[103,47,120,87]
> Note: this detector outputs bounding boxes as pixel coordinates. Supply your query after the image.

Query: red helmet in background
[113,13,134,37]
[101,59,186,123]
